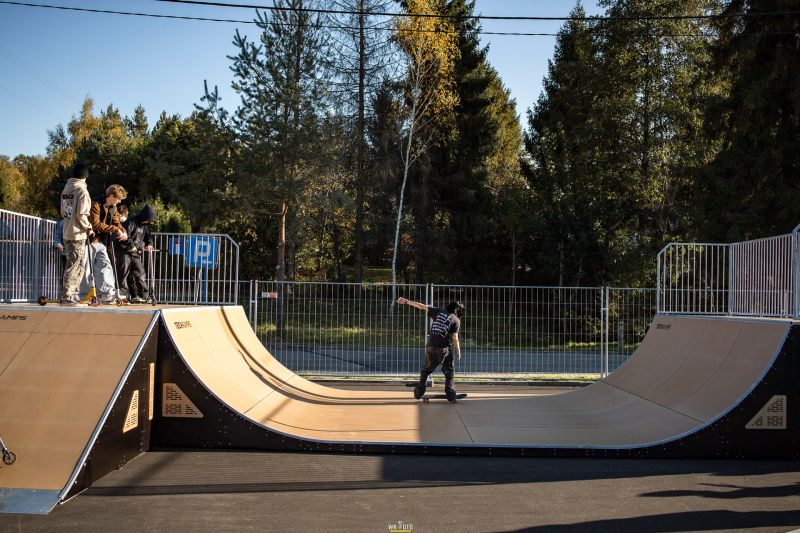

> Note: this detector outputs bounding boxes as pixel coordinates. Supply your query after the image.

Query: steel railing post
[792,224,800,319]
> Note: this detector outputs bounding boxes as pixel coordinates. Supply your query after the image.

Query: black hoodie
[121,205,156,255]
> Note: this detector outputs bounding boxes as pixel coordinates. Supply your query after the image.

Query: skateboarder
[117,204,156,303]
[396,296,465,401]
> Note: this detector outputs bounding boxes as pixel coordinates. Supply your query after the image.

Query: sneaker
[59,298,78,306]
[100,297,117,305]
[413,386,425,400]
[131,296,146,304]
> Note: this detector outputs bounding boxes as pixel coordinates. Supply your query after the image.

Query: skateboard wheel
[116,298,123,307]
[3,451,15,465]
[37,296,47,306]
[423,398,429,404]
[90,297,100,307]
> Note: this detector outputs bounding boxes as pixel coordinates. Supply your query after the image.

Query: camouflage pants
[61,239,87,300]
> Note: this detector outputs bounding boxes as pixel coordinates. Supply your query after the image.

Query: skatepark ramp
[1,305,797,515]
[154,306,799,459]
[0,307,159,514]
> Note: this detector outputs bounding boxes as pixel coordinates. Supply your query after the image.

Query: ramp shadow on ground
[78,451,800,497]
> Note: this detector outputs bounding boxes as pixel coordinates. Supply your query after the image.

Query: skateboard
[0,435,16,466]
[420,393,467,404]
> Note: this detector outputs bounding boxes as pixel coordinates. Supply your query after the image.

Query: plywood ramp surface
[163,308,791,448]
[0,308,156,492]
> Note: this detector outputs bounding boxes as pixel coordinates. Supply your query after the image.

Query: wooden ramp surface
[161,307,791,448]
[0,307,157,513]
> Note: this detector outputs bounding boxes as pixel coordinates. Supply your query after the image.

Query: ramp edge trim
[56,311,160,505]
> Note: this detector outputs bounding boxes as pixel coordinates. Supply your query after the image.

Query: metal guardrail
[242,281,657,378]
[150,233,240,305]
[657,225,800,318]
[795,224,800,320]
[0,210,240,305]
[0,209,61,302]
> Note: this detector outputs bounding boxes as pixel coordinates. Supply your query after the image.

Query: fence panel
[657,243,729,315]
[150,232,239,305]
[246,283,643,377]
[431,285,605,375]
[0,209,61,303]
[729,234,795,317]
[251,281,428,375]
[607,288,658,372]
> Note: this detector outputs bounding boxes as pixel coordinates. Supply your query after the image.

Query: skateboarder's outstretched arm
[396,297,428,311]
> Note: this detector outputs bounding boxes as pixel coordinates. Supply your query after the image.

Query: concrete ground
[1,451,799,532]
[2,385,798,532]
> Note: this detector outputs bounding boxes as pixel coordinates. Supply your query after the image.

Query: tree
[326,0,398,281]
[696,0,800,240]
[229,0,329,328]
[391,0,460,300]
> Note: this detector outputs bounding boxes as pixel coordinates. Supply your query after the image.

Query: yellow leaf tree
[391,0,460,302]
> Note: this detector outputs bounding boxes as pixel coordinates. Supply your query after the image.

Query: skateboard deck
[421,393,467,404]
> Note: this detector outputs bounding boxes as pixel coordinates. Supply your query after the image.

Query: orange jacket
[89,198,124,244]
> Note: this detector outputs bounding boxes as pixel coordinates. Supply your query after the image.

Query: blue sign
[184,236,219,269]
[169,238,184,255]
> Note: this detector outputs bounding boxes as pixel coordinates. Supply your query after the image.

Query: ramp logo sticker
[0,315,27,320]
[656,323,671,330]
[123,390,139,433]
[388,521,413,533]
[162,383,204,418]
[174,321,192,329]
[746,395,787,430]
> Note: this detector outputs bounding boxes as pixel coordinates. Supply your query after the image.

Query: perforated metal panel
[162,383,203,418]
[122,391,139,433]
[746,395,787,429]
[148,363,155,421]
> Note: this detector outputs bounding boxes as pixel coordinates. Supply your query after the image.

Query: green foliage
[129,196,192,233]
[7,0,799,287]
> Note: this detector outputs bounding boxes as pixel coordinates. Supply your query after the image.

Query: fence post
[426,283,433,387]
[656,247,662,314]
[794,224,800,319]
[599,287,608,377]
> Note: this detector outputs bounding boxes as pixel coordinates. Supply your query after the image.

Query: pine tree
[697,0,800,240]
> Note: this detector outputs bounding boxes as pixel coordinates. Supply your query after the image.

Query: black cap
[138,204,157,223]
[72,163,89,179]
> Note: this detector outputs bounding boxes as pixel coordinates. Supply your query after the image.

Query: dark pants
[126,254,148,299]
[415,346,456,399]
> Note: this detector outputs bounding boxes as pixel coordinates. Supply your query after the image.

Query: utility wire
[0,1,797,38]
[154,0,800,22]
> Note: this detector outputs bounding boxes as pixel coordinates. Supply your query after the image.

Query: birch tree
[391,0,459,304]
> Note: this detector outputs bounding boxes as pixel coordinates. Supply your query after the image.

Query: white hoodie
[60,177,92,240]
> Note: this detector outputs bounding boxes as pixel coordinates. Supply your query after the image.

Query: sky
[0,0,603,157]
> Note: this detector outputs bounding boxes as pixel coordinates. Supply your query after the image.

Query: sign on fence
[184,236,219,269]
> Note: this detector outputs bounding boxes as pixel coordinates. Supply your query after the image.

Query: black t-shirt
[426,307,460,349]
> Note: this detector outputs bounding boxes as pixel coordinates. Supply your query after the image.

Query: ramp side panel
[0,309,155,497]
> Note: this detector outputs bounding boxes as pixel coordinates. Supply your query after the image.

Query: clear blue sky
[0,0,603,157]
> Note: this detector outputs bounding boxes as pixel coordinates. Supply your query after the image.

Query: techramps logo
[388,521,414,533]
